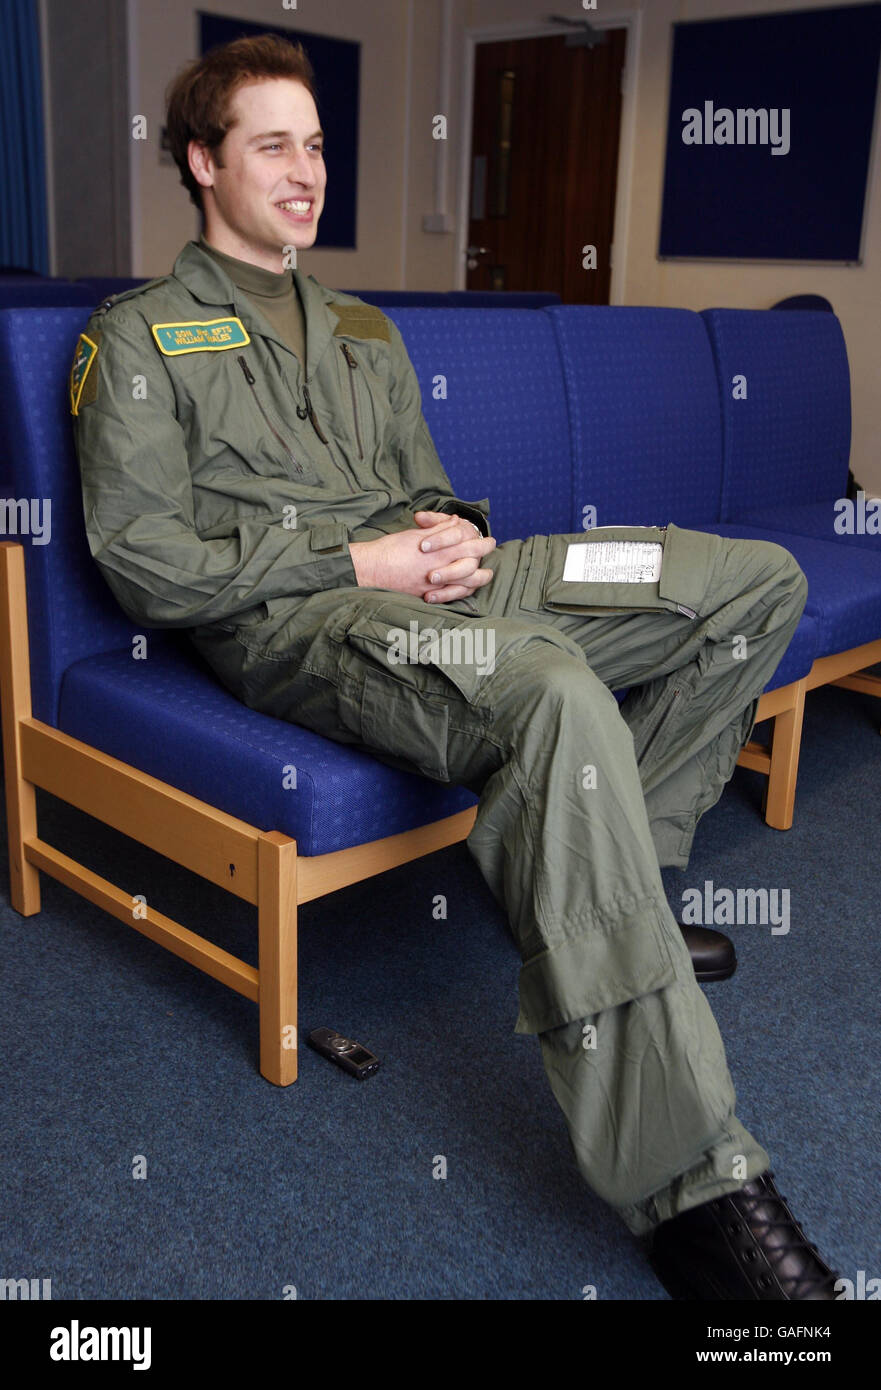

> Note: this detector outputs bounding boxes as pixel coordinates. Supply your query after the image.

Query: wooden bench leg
[258,830,298,1086]
[2,738,40,916]
[0,543,41,915]
[763,682,806,831]
[738,678,807,830]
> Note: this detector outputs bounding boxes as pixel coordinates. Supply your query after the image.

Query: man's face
[191,78,326,272]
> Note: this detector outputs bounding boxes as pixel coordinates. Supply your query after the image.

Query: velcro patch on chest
[328,303,391,342]
[151,317,251,355]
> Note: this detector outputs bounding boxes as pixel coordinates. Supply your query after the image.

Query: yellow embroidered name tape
[152,317,250,356]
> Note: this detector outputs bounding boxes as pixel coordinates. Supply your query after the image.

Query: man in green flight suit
[72,34,841,1299]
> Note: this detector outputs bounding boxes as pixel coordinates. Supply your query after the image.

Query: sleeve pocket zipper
[237,355,304,476]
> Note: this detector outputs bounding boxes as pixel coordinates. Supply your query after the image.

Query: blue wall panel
[659,4,881,261]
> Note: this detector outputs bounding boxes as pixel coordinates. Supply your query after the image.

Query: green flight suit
[73,240,808,1235]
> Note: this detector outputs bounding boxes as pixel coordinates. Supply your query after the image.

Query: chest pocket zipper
[340,343,364,459]
[301,378,357,494]
[237,355,305,476]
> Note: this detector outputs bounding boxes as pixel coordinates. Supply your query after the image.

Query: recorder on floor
[307,1027,380,1079]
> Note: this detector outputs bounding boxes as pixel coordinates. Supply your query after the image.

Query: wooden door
[467,30,626,304]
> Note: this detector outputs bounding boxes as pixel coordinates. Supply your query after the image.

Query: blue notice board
[659,4,881,261]
[199,12,359,250]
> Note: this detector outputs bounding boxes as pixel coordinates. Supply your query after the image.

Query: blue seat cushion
[692,523,881,657]
[756,611,818,691]
[58,646,477,857]
[732,501,881,553]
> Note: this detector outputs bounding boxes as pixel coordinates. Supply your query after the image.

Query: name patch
[152,317,250,355]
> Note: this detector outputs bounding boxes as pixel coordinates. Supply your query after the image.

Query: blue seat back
[76,277,149,303]
[341,290,451,307]
[0,281,96,309]
[0,308,144,727]
[447,291,561,308]
[546,306,724,529]
[386,307,574,541]
[701,309,852,521]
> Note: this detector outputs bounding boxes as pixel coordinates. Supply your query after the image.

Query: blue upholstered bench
[0,280,96,309]
[0,300,876,1084]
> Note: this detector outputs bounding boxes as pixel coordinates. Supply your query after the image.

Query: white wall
[130,0,881,492]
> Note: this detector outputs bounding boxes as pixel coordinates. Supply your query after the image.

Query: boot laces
[733,1173,840,1297]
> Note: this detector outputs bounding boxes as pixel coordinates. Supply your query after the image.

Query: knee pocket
[333,604,502,779]
[357,665,456,780]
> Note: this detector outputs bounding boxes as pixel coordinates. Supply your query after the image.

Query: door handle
[466,245,490,270]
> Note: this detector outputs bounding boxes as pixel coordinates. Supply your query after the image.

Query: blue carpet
[0,681,878,1300]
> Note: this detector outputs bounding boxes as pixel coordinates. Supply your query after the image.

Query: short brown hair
[165,34,318,209]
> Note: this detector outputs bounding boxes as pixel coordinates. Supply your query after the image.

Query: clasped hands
[349,511,496,604]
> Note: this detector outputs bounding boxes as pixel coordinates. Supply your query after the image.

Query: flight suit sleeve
[73,304,357,629]
[384,317,491,537]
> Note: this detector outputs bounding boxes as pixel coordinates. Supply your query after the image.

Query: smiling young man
[72,34,841,1300]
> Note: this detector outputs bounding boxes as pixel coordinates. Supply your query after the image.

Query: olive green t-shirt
[199,234,307,367]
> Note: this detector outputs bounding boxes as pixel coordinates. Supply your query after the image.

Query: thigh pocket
[343,606,497,781]
[521,527,708,619]
[359,665,451,780]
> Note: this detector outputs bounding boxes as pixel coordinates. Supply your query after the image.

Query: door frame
[457,11,642,303]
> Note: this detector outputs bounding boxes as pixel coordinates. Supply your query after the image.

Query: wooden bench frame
[738,638,881,829]
[2,540,879,1083]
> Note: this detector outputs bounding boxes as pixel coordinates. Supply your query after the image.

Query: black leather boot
[648,1171,841,1299]
[679,922,737,982]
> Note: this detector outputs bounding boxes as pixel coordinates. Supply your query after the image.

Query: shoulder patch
[151,317,250,356]
[328,303,390,343]
[70,330,101,416]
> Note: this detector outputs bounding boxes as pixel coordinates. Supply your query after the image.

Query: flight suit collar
[169,239,337,380]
